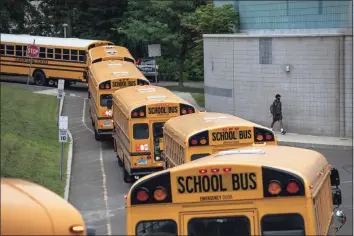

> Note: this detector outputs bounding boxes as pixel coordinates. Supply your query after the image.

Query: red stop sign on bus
[27,44,40,58]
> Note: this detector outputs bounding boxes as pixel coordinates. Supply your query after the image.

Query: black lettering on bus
[212,131,238,141]
[177,176,185,193]
[186,176,193,193]
[239,130,252,139]
[177,175,228,193]
[232,173,257,190]
[148,106,178,115]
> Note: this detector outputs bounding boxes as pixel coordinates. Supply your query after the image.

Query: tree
[118,1,238,87]
[38,0,128,41]
[0,0,42,34]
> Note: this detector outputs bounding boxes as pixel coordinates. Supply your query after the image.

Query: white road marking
[82,98,112,235]
[340,181,352,184]
[82,98,94,134]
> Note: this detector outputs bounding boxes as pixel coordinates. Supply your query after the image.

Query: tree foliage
[119,1,238,87]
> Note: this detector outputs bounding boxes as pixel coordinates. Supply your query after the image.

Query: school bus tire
[123,159,133,183]
[33,70,47,86]
[94,129,101,141]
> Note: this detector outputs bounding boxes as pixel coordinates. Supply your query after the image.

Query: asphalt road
[2,80,353,235]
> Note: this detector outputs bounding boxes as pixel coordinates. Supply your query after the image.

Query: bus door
[151,121,165,162]
[181,210,258,236]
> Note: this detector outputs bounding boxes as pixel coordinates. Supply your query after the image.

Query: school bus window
[39,47,46,58]
[79,50,86,62]
[191,153,210,161]
[15,45,22,56]
[0,44,4,55]
[133,124,149,140]
[100,94,113,107]
[136,220,177,236]
[261,213,305,236]
[47,48,54,58]
[23,46,27,56]
[71,49,78,61]
[188,216,250,236]
[55,48,62,59]
[63,49,70,60]
[6,45,14,55]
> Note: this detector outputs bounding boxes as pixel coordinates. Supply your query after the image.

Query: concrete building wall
[203,34,353,137]
[214,0,352,30]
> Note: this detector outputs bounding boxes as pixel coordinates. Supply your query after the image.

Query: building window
[259,38,272,65]
[318,0,323,14]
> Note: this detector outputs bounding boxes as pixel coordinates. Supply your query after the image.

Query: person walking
[270,94,286,135]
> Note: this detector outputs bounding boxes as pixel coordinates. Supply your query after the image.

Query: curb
[278,141,353,150]
[58,96,74,201]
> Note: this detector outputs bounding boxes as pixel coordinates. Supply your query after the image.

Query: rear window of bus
[133,124,149,139]
[191,153,210,161]
[100,94,112,107]
[261,213,305,236]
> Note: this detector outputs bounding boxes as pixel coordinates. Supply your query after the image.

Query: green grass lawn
[0,84,68,196]
[163,85,205,108]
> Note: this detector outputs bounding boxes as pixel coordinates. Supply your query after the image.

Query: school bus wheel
[33,70,47,86]
[94,129,101,141]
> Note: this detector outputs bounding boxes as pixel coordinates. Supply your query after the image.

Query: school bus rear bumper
[97,129,113,135]
[129,167,164,176]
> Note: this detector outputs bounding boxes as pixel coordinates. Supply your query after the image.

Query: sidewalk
[275,132,353,150]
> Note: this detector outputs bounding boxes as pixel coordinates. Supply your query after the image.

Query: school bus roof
[88,45,135,63]
[128,145,329,199]
[1,178,86,235]
[89,60,148,84]
[1,33,112,48]
[113,85,195,116]
[164,112,272,144]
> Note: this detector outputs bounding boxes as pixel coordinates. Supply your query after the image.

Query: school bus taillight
[287,180,300,194]
[131,106,146,118]
[70,225,85,233]
[188,130,209,146]
[268,181,282,195]
[99,80,111,89]
[180,104,195,116]
[153,187,167,201]
[136,187,149,202]
[254,127,275,142]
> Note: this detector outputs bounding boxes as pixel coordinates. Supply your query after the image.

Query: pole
[57,97,60,126]
[64,27,67,38]
[60,142,64,180]
[26,39,35,88]
[154,56,158,85]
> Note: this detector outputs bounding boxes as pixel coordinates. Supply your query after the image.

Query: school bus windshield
[126,145,346,236]
[163,112,277,168]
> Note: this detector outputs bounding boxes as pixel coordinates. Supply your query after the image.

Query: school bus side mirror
[332,188,342,206]
[107,99,113,109]
[330,168,340,186]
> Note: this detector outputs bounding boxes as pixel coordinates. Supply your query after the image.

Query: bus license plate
[138,159,147,165]
[104,121,110,126]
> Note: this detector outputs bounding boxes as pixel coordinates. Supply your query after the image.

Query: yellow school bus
[88,45,136,65]
[126,145,346,236]
[0,33,113,87]
[112,85,197,183]
[163,112,278,168]
[88,60,150,140]
[1,178,96,235]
